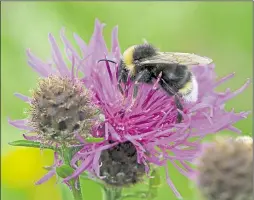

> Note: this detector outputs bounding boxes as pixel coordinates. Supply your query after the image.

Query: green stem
[120,191,148,200]
[61,146,84,200]
[71,178,83,200]
[103,187,122,200]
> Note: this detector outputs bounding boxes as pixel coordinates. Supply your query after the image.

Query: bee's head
[122,44,157,74]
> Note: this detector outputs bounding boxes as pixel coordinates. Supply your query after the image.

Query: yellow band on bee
[178,81,192,95]
[123,45,136,74]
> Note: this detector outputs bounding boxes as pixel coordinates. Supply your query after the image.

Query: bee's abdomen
[177,70,192,90]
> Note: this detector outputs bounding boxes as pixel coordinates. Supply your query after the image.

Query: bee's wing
[140,52,213,66]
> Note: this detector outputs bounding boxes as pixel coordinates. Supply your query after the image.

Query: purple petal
[104,56,113,82]
[74,132,86,144]
[189,103,210,113]
[93,19,108,54]
[108,125,121,141]
[83,19,109,77]
[104,122,109,140]
[129,129,158,140]
[8,118,33,131]
[73,33,87,58]
[48,33,70,76]
[214,72,235,88]
[60,28,81,61]
[111,26,121,60]
[92,151,101,177]
[170,160,193,179]
[79,142,117,156]
[26,49,52,77]
[64,155,93,182]
[190,108,248,137]
[53,152,60,165]
[23,134,38,141]
[70,153,82,169]
[71,54,75,81]
[218,79,250,104]
[35,170,55,185]
[165,164,182,199]
[14,93,31,103]
[125,135,146,152]
[227,125,242,134]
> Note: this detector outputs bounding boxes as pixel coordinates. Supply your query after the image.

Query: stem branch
[71,179,83,200]
[103,187,122,200]
[61,146,84,200]
[72,183,83,200]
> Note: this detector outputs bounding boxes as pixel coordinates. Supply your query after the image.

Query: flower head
[195,136,253,200]
[61,20,249,198]
[8,24,101,184]
[9,19,250,198]
[99,141,146,187]
[29,75,99,146]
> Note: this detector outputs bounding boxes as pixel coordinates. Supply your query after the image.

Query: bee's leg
[159,78,183,123]
[133,81,139,99]
[174,95,183,123]
[132,69,151,99]
[118,82,124,95]
[118,66,128,96]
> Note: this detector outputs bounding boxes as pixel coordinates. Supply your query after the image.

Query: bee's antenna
[97,59,117,64]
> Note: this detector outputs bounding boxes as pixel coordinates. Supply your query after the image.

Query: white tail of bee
[183,75,198,103]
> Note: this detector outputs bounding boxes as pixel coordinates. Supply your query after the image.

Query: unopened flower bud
[196,136,253,200]
[29,76,99,146]
[99,141,146,187]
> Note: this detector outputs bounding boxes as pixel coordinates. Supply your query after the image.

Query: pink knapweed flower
[9,19,250,198]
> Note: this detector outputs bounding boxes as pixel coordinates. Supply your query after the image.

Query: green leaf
[148,169,161,199]
[59,182,75,200]
[149,169,161,189]
[56,164,75,179]
[79,171,89,179]
[79,172,105,187]
[85,137,104,143]
[61,148,73,165]
[8,140,55,150]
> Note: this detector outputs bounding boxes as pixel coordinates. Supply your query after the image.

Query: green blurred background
[1,2,252,200]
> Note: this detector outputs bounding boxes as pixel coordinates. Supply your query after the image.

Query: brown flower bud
[196,136,253,200]
[99,141,146,187]
[29,76,99,146]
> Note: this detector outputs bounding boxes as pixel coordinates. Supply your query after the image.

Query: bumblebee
[99,43,213,123]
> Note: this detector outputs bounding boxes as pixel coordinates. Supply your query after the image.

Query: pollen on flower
[99,141,146,187]
[29,76,99,146]
[195,136,253,200]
